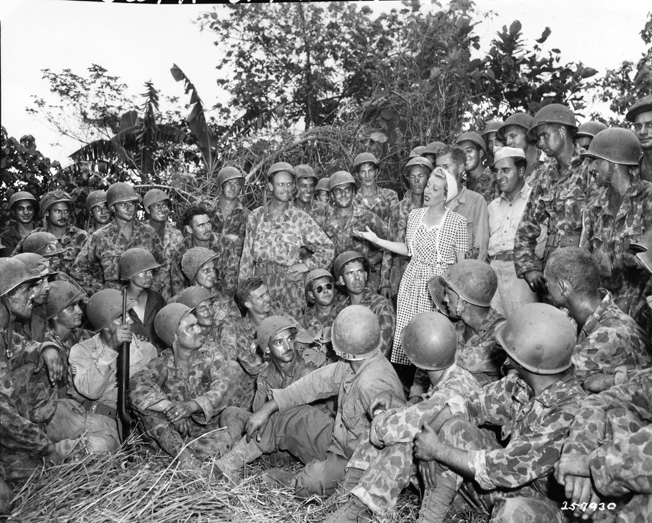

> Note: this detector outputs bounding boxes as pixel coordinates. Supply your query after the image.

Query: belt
[255,262,287,276]
[547,233,581,249]
[83,399,117,419]
[489,252,514,262]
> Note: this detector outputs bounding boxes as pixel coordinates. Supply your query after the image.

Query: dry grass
[6,438,488,523]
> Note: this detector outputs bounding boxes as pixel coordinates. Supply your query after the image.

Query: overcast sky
[1,0,650,163]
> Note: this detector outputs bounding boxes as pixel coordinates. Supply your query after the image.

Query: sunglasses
[314,283,333,294]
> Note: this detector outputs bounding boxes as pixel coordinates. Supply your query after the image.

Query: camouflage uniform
[514,144,590,277]
[563,368,652,523]
[466,165,499,203]
[130,346,246,460]
[334,288,396,358]
[70,219,171,298]
[301,305,339,367]
[345,364,480,515]
[211,201,250,297]
[293,199,328,228]
[169,233,225,297]
[239,204,334,320]
[0,223,28,258]
[580,175,652,321]
[353,187,399,224]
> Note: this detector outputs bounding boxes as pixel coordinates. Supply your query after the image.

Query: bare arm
[355,226,409,256]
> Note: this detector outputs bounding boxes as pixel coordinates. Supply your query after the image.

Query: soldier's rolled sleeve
[514,185,546,276]
[272,362,342,412]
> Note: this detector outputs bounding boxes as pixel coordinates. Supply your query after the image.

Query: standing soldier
[514,103,590,294]
[574,120,608,151]
[455,131,496,202]
[496,112,546,186]
[0,191,37,257]
[210,167,250,297]
[580,128,652,321]
[420,141,446,167]
[626,94,652,183]
[321,171,387,292]
[239,162,334,320]
[480,119,504,162]
[142,188,183,260]
[85,190,110,233]
[71,182,170,297]
[352,153,398,223]
[314,177,331,204]
[293,164,327,223]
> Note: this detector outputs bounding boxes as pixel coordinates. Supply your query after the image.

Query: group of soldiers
[1,93,652,523]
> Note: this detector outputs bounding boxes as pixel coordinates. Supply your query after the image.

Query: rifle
[117,288,136,441]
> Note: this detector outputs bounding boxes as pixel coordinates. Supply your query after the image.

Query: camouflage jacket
[465,166,499,203]
[580,176,652,318]
[353,186,399,223]
[1,323,42,372]
[210,200,250,297]
[159,221,184,253]
[301,305,339,367]
[13,224,89,276]
[455,307,506,383]
[445,187,490,262]
[169,233,226,297]
[130,346,244,423]
[272,351,404,459]
[70,219,171,297]
[514,144,590,276]
[334,287,396,358]
[169,284,241,338]
[573,290,652,384]
[0,223,27,257]
[292,199,328,228]
[452,372,586,491]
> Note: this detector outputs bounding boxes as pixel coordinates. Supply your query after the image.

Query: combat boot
[211,436,263,482]
[323,496,373,523]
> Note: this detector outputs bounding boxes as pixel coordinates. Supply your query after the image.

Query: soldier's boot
[418,476,457,523]
[212,436,263,482]
[323,496,373,523]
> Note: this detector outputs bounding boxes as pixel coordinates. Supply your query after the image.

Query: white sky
[1,0,650,163]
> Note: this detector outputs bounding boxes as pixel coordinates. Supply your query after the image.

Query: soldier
[293,164,327,222]
[321,171,387,291]
[580,128,652,322]
[215,306,404,498]
[625,93,652,183]
[487,147,545,316]
[480,119,504,160]
[71,182,170,298]
[68,289,157,442]
[420,141,446,167]
[631,230,652,336]
[408,145,426,159]
[496,112,546,186]
[130,303,241,471]
[326,312,480,522]
[169,203,225,297]
[514,103,591,294]
[544,247,652,392]
[315,177,331,204]
[455,131,497,202]
[239,162,334,320]
[301,268,338,367]
[412,303,585,523]
[0,191,37,257]
[176,286,221,346]
[556,368,652,522]
[332,251,395,358]
[85,190,110,233]
[13,252,56,343]
[210,167,250,297]
[351,152,399,223]
[427,259,504,387]
[380,157,429,302]
[436,145,490,261]
[574,120,608,151]
[142,188,183,270]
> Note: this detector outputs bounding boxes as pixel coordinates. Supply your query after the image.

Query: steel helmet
[177,286,215,310]
[40,190,73,215]
[331,305,381,360]
[216,166,245,187]
[8,191,37,209]
[45,281,85,320]
[256,315,298,350]
[14,253,57,278]
[22,232,65,257]
[428,260,497,316]
[527,103,578,140]
[106,182,140,208]
[268,162,296,179]
[295,164,318,180]
[352,152,379,171]
[329,171,356,191]
[480,120,503,136]
[455,131,487,153]
[333,250,368,280]
[86,289,133,332]
[404,156,433,176]
[142,189,170,211]
[155,303,193,347]
[422,141,446,156]
[401,311,458,370]
[626,94,652,122]
[86,190,107,212]
[119,248,161,280]
[576,121,608,138]
[495,303,576,374]
[408,146,427,159]
[581,128,642,166]
[181,247,219,283]
[0,258,41,297]
[304,268,333,291]
[315,177,330,193]
[496,113,535,142]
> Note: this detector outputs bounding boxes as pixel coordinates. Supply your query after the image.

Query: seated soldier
[544,247,652,392]
[130,303,243,471]
[68,289,158,441]
[411,303,586,523]
[301,268,338,367]
[332,251,395,357]
[13,252,56,342]
[328,312,480,522]
[556,368,652,522]
[214,306,404,498]
[176,286,220,345]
